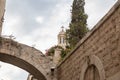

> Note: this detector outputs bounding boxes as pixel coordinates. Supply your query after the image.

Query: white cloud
[0,61,28,80]
[36,16,44,24]
[85,0,117,29]
[0,76,11,80]
[2,15,22,35]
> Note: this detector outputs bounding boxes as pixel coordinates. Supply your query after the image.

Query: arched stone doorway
[84,65,100,80]
[80,55,105,80]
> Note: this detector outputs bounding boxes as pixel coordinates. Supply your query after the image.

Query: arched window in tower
[60,37,62,44]
[84,65,100,80]
[63,38,65,44]
[61,37,64,44]
[59,37,61,44]
[59,37,64,44]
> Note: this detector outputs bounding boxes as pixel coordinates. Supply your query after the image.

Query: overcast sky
[0,0,117,80]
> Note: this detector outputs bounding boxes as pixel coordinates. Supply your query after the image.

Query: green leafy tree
[66,0,89,49]
[46,46,63,56]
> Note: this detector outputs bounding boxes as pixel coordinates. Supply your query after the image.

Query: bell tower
[58,26,66,49]
[0,0,6,35]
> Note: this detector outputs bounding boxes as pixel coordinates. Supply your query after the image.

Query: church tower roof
[58,26,65,35]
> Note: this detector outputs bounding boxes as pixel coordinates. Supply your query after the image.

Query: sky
[0,0,117,80]
[0,61,28,80]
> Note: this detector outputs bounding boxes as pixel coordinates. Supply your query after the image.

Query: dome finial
[61,26,64,31]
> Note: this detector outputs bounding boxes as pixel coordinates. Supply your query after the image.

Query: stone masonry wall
[0,0,5,34]
[57,1,120,80]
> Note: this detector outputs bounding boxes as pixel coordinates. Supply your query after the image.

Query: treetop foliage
[66,0,89,49]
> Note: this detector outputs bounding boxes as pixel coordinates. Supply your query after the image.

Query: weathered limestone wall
[0,0,5,35]
[53,48,62,65]
[57,1,120,80]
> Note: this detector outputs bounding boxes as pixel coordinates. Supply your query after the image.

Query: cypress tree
[66,0,88,49]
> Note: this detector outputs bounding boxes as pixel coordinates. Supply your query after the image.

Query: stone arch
[0,37,52,80]
[80,55,105,80]
[0,53,46,80]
